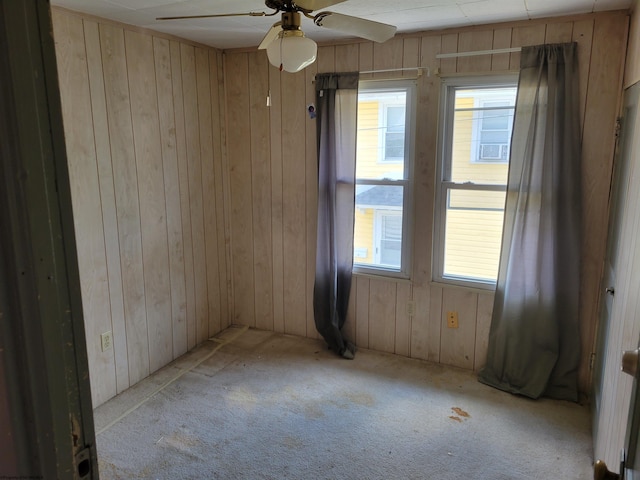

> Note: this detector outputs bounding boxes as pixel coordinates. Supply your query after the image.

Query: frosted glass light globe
[266,30,317,73]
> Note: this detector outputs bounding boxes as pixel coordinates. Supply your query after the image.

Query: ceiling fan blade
[156,11,268,20]
[295,0,347,11]
[258,22,283,50]
[314,12,397,43]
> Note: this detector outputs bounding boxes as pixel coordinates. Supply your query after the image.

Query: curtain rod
[436,47,522,59]
[359,66,430,77]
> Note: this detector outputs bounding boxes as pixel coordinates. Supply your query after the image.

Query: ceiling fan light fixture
[266,30,317,73]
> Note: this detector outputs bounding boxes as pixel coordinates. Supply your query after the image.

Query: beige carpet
[94,326,593,479]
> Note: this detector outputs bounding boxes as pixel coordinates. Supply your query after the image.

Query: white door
[593,81,640,477]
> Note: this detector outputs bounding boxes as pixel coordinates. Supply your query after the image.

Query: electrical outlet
[447,311,459,329]
[406,301,415,316]
[101,331,113,352]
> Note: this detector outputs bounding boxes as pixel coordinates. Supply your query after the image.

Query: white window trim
[433,75,518,290]
[353,79,416,279]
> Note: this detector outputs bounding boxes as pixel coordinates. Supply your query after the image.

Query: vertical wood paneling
[358,42,373,80]
[625,4,640,88]
[196,47,221,339]
[509,24,547,69]
[210,50,231,331]
[126,30,173,374]
[54,12,117,406]
[249,51,274,332]
[368,279,397,353]
[440,288,477,369]
[225,52,255,327]
[412,35,441,286]
[170,39,195,353]
[491,28,512,71]
[180,44,205,346]
[153,37,188,359]
[196,48,222,341]
[99,23,149,386]
[281,70,308,336]
[355,277,370,348]
[428,285,443,363]
[578,13,629,391]
[343,275,357,343]
[373,37,403,79]
[305,59,320,340]
[269,63,285,334]
[572,20,595,136]
[335,43,359,72]
[402,37,420,76]
[410,285,431,361]
[182,45,209,343]
[456,31,493,73]
[82,19,130,394]
[395,283,412,356]
[316,45,336,73]
[545,21,574,43]
[474,293,494,371]
[440,33,458,74]
[54,9,228,406]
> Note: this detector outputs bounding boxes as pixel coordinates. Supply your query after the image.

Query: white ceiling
[51,0,633,49]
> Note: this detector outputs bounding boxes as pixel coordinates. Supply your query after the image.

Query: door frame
[0,1,97,478]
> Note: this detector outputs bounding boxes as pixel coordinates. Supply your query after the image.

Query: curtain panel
[313,72,359,359]
[479,43,582,401]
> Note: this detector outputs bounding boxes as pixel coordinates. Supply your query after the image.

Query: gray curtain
[479,43,582,401]
[313,72,359,359]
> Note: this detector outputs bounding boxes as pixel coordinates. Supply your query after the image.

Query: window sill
[429,279,496,294]
[352,271,412,284]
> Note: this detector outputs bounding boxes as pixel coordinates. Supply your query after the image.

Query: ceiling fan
[157,0,397,73]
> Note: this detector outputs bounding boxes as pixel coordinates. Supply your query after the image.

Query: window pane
[354,185,403,270]
[450,87,516,184]
[380,214,402,266]
[357,90,407,178]
[443,188,506,282]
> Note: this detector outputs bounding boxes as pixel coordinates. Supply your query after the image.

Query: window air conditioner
[479,143,508,160]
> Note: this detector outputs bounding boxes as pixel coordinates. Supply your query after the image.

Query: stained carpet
[94,326,593,479]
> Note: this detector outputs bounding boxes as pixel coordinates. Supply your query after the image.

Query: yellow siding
[356,101,404,180]
[444,209,504,281]
[354,208,374,264]
[451,97,509,185]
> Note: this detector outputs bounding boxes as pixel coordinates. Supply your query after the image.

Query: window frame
[433,75,518,290]
[353,79,416,279]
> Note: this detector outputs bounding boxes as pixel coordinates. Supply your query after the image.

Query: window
[353,80,415,277]
[383,105,405,161]
[468,94,516,164]
[433,76,518,288]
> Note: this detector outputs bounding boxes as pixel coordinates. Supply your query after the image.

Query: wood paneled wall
[223,11,629,393]
[626,0,640,87]
[53,7,630,406]
[52,9,229,407]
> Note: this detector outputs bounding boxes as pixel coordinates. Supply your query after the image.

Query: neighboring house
[354,86,515,282]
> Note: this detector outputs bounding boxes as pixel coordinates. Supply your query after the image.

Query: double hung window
[353,80,415,277]
[433,76,518,288]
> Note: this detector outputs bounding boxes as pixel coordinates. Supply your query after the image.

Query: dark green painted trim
[0,1,97,478]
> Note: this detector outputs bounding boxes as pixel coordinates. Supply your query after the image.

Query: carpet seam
[95,325,250,435]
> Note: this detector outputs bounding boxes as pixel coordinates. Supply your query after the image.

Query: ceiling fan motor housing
[281,11,303,30]
[265,1,301,12]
